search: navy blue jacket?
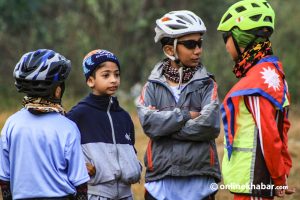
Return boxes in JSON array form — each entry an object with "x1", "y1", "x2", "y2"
[{"x1": 67, "y1": 93, "x2": 141, "y2": 198}]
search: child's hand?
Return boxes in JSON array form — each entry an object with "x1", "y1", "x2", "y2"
[
  {"x1": 86, "y1": 163, "x2": 96, "y2": 177},
  {"x1": 189, "y1": 111, "x2": 200, "y2": 119},
  {"x1": 275, "y1": 188, "x2": 285, "y2": 198},
  {"x1": 148, "y1": 105, "x2": 157, "y2": 110}
]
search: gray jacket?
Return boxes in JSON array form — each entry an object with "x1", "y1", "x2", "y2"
[{"x1": 137, "y1": 61, "x2": 221, "y2": 182}]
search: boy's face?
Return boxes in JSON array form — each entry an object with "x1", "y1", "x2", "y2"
[
  {"x1": 87, "y1": 61, "x2": 120, "y2": 96},
  {"x1": 176, "y1": 33, "x2": 202, "y2": 68}
]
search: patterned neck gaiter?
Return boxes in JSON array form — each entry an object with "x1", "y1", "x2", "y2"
[
  {"x1": 233, "y1": 41, "x2": 273, "y2": 78},
  {"x1": 22, "y1": 96, "x2": 65, "y2": 115},
  {"x1": 162, "y1": 59, "x2": 199, "y2": 83}
]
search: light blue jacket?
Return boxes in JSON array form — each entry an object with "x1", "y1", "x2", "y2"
[{"x1": 0, "y1": 109, "x2": 89, "y2": 199}]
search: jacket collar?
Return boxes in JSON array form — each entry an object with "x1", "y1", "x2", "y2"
[{"x1": 81, "y1": 93, "x2": 121, "y2": 111}]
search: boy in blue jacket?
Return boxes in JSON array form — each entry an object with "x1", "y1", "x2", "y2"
[
  {"x1": 0, "y1": 49, "x2": 90, "y2": 199},
  {"x1": 67, "y1": 49, "x2": 141, "y2": 200}
]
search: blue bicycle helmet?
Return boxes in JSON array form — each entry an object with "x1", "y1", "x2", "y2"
[{"x1": 14, "y1": 49, "x2": 71, "y2": 97}]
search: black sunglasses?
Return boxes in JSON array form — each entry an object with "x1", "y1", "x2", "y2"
[
  {"x1": 177, "y1": 39, "x2": 203, "y2": 49},
  {"x1": 222, "y1": 32, "x2": 232, "y2": 44}
]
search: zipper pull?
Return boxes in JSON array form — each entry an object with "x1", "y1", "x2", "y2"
[
  {"x1": 107, "y1": 97, "x2": 113, "y2": 112},
  {"x1": 178, "y1": 67, "x2": 183, "y2": 93}
]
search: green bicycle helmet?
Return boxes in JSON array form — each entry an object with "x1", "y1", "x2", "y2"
[{"x1": 217, "y1": 0, "x2": 275, "y2": 32}]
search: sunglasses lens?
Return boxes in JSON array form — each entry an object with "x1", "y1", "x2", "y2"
[
  {"x1": 185, "y1": 41, "x2": 197, "y2": 49},
  {"x1": 222, "y1": 32, "x2": 230, "y2": 44},
  {"x1": 178, "y1": 39, "x2": 202, "y2": 49}
]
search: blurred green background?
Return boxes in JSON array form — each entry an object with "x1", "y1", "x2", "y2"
[{"x1": 0, "y1": 0, "x2": 299, "y2": 109}]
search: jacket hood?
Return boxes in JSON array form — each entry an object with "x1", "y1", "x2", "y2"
[{"x1": 79, "y1": 93, "x2": 122, "y2": 111}]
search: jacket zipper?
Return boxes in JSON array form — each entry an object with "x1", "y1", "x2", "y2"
[
  {"x1": 107, "y1": 98, "x2": 116, "y2": 144},
  {"x1": 107, "y1": 97, "x2": 121, "y2": 197}
]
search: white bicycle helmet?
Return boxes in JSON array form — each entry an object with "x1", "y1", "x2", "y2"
[{"x1": 154, "y1": 10, "x2": 206, "y2": 43}]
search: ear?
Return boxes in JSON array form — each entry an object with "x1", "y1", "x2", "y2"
[
  {"x1": 163, "y1": 45, "x2": 175, "y2": 57},
  {"x1": 54, "y1": 86, "x2": 62, "y2": 99},
  {"x1": 87, "y1": 76, "x2": 95, "y2": 88}
]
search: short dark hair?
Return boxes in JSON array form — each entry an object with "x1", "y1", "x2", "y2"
[
  {"x1": 90, "y1": 63, "x2": 105, "y2": 79},
  {"x1": 160, "y1": 37, "x2": 175, "y2": 47}
]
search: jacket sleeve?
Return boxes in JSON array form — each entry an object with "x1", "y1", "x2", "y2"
[
  {"x1": 0, "y1": 121, "x2": 11, "y2": 182},
  {"x1": 281, "y1": 108, "x2": 292, "y2": 177},
  {"x1": 245, "y1": 96, "x2": 292, "y2": 186},
  {"x1": 129, "y1": 116, "x2": 135, "y2": 145},
  {"x1": 65, "y1": 125, "x2": 90, "y2": 186},
  {"x1": 136, "y1": 82, "x2": 191, "y2": 140},
  {"x1": 172, "y1": 79, "x2": 220, "y2": 141},
  {"x1": 128, "y1": 114, "x2": 138, "y2": 153}
]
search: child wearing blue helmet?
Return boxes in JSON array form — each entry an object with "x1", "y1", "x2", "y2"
[
  {"x1": 67, "y1": 49, "x2": 142, "y2": 200},
  {"x1": 0, "y1": 49, "x2": 90, "y2": 199}
]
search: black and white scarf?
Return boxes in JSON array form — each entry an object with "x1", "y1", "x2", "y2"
[{"x1": 162, "y1": 59, "x2": 198, "y2": 83}]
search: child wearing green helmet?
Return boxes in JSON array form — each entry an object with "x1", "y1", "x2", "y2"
[{"x1": 217, "y1": 0, "x2": 295, "y2": 199}]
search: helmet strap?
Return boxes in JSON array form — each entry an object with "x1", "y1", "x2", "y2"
[
  {"x1": 162, "y1": 38, "x2": 179, "y2": 61},
  {"x1": 173, "y1": 39, "x2": 179, "y2": 60},
  {"x1": 162, "y1": 38, "x2": 190, "y2": 70},
  {"x1": 172, "y1": 38, "x2": 186, "y2": 69},
  {"x1": 163, "y1": 50, "x2": 176, "y2": 61}
]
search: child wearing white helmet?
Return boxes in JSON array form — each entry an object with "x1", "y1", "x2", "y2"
[
  {"x1": 0, "y1": 49, "x2": 90, "y2": 199},
  {"x1": 217, "y1": 0, "x2": 295, "y2": 199},
  {"x1": 137, "y1": 10, "x2": 221, "y2": 200}
]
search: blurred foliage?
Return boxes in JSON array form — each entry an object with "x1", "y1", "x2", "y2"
[{"x1": 0, "y1": 0, "x2": 299, "y2": 110}]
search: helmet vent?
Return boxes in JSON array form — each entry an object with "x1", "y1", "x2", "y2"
[
  {"x1": 264, "y1": 16, "x2": 273, "y2": 23},
  {"x1": 48, "y1": 53, "x2": 55, "y2": 59},
  {"x1": 169, "y1": 25, "x2": 182, "y2": 30},
  {"x1": 251, "y1": 3, "x2": 260, "y2": 8},
  {"x1": 235, "y1": 6, "x2": 246, "y2": 13},
  {"x1": 40, "y1": 64, "x2": 48, "y2": 72},
  {"x1": 60, "y1": 66, "x2": 67, "y2": 75},
  {"x1": 250, "y1": 14, "x2": 262, "y2": 22},
  {"x1": 222, "y1": 13, "x2": 232, "y2": 23},
  {"x1": 178, "y1": 15, "x2": 192, "y2": 24},
  {"x1": 33, "y1": 50, "x2": 41, "y2": 57},
  {"x1": 187, "y1": 14, "x2": 197, "y2": 21},
  {"x1": 263, "y1": 2, "x2": 270, "y2": 8},
  {"x1": 26, "y1": 65, "x2": 36, "y2": 72},
  {"x1": 176, "y1": 19, "x2": 186, "y2": 24}
]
